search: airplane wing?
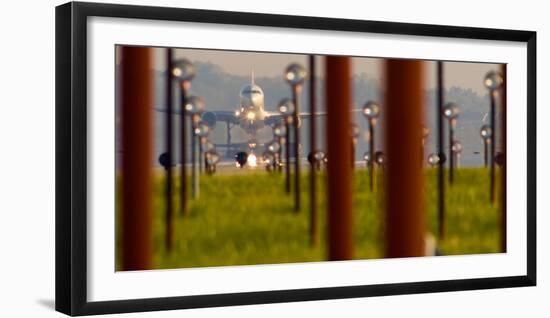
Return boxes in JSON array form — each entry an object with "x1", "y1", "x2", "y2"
[
  {"x1": 155, "y1": 107, "x2": 239, "y2": 126},
  {"x1": 215, "y1": 142, "x2": 252, "y2": 148},
  {"x1": 201, "y1": 110, "x2": 240, "y2": 126},
  {"x1": 263, "y1": 110, "x2": 327, "y2": 126},
  {"x1": 264, "y1": 108, "x2": 362, "y2": 126}
]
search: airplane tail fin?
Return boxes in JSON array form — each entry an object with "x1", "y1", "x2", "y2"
[{"x1": 251, "y1": 68, "x2": 255, "y2": 85}]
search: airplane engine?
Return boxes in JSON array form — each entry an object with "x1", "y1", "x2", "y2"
[{"x1": 202, "y1": 111, "x2": 217, "y2": 129}]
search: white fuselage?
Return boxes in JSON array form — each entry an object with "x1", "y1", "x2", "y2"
[{"x1": 235, "y1": 84, "x2": 267, "y2": 136}]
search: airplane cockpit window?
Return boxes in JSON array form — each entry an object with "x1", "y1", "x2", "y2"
[{"x1": 239, "y1": 84, "x2": 265, "y2": 109}]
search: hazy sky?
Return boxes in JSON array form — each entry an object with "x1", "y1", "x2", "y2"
[{"x1": 151, "y1": 47, "x2": 502, "y2": 96}]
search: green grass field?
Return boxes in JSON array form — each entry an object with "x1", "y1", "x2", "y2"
[{"x1": 116, "y1": 167, "x2": 503, "y2": 270}]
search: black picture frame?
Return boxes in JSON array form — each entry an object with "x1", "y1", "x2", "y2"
[{"x1": 55, "y1": 1, "x2": 537, "y2": 316}]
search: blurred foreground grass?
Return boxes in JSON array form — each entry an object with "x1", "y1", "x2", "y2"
[{"x1": 116, "y1": 167, "x2": 502, "y2": 270}]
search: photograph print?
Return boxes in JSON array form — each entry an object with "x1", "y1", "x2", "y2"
[{"x1": 115, "y1": 46, "x2": 506, "y2": 271}]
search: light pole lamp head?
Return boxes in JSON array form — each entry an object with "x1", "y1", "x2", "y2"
[
  {"x1": 362, "y1": 100, "x2": 380, "y2": 121},
  {"x1": 273, "y1": 123, "x2": 287, "y2": 138},
  {"x1": 313, "y1": 150, "x2": 326, "y2": 163},
  {"x1": 248, "y1": 138, "x2": 259, "y2": 150},
  {"x1": 308, "y1": 150, "x2": 325, "y2": 166},
  {"x1": 267, "y1": 140, "x2": 281, "y2": 153},
  {"x1": 452, "y1": 140, "x2": 463, "y2": 154},
  {"x1": 185, "y1": 95, "x2": 205, "y2": 116},
  {"x1": 375, "y1": 151, "x2": 385, "y2": 166},
  {"x1": 172, "y1": 59, "x2": 196, "y2": 83},
  {"x1": 206, "y1": 151, "x2": 221, "y2": 166},
  {"x1": 262, "y1": 151, "x2": 275, "y2": 166},
  {"x1": 443, "y1": 102, "x2": 460, "y2": 121},
  {"x1": 480, "y1": 124, "x2": 492, "y2": 141},
  {"x1": 158, "y1": 152, "x2": 171, "y2": 169},
  {"x1": 484, "y1": 71, "x2": 504, "y2": 91},
  {"x1": 284, "y1": 63, "x2": 307, "y2": 87},
  {"x1": 278, "y1": 98, "x2": 295, "y2": 118},
  {"x1": 427, "y1": 153, "x2": 440, "y2": 166},
  {"x1": 363, "y1": 151, "x2": 371, "y2": 164},
  {"x1": 195, "y1": 121, "x2": 210, "y2": 137}
]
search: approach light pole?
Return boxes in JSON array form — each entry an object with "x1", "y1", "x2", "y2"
[
  {"x1": 350, "y1": 123, "x2": 360, "y2": 169},
  {"x1": 313, "y1": 150, "x2": 325, "y2": 171},
  {"x1": 484, "y1": 71, "x2": 503, "y2": 204},
  {"x1": 164, "y1": 49, "x2": 174, "y2": 251},
  {"x1": 443, "y1": 102, "x2": 460, "y2": 185},
  {"x1": 278, "y1": 98, "x2": 295, "y2": 195},
  {"x1": 196, "y1": 121, "x2": 210, "y2": 176},
  {"x1": 267, "y1": 140, "x2": 281, "y2": 171},
  {"x1": 362, "y1": 101, "x2": 380, "y2": 191},
  {"x1": 172, "y1": 58, "x2": 196, "y2": 216},
  {"x1": 186, "y1": 96, "x2": 205, "y2": 199},
  {"x1": 202, "y1": 140, "x2": 215, "y2": 173},
  {"x1": 308, "y1": 150, "x2": 325, "y2": 171},
  {"x1": 452, "y1": 140, "x2": 463, "y2": 169},
  {"x1": 422, "y1": 126, "x2": 430, "y2": 165},
  {"x1": 273, "y1": 123, "x2": 286, "y2": 172},
  {"x1": 205, "y1": 150, "x2": 221, "y2": 175},
  {"x1": 480, "y1": 124, "x2": 492, "y2": 168},
  {"x1": 262, "y1": 151, "x2": 276, "y2": 171},
  {"x1": 285, "y1": 63, "x2": 308, "y2": 212},
  {"x1": 375, "y1": 151, "x2": 385, "y2": 169},
  {"x1": 308, "y1": 55, "x2": 319, "y2": 247},
  {"x1": 363, "y1": 151, "x2": 371, "y2": 170}
]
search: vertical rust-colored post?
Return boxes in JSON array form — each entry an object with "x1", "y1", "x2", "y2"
[
  {"x1": 121, "y1": 46, "x2": 153, "y2": 270},
  {"x1": 384, "y1": 59, "x2": 425, "y2": 258},
  {"x1": 309, "y1": 55, "x2": 319, "y2": 246},
  {"x1": 500, "y1": 64, "x2": 507, "y2": 252},
  {"x1": 326, "y1": 56, "x2": 353, "y2": 260},
  {"x1": 165, "y1": 49, "x2": 174, "y2": 251}
]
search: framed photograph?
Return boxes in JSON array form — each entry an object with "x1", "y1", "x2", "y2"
[{"x1": 55, "y1": 1, "x2": 536, "y2": 316}]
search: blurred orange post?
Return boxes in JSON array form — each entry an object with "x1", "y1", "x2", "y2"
[
  {"x1": 325, "y1": 56, "x2": 353, "y2": 260},
  {"x1": 120, "y1": 46, "x2": 153, "y2": 270},
  {"x1": 384, "y1": 59, "x2": 425, "y2": 258},
  {"x1": 500, "y1": 65, "x2": 507, "y2": 252}
]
